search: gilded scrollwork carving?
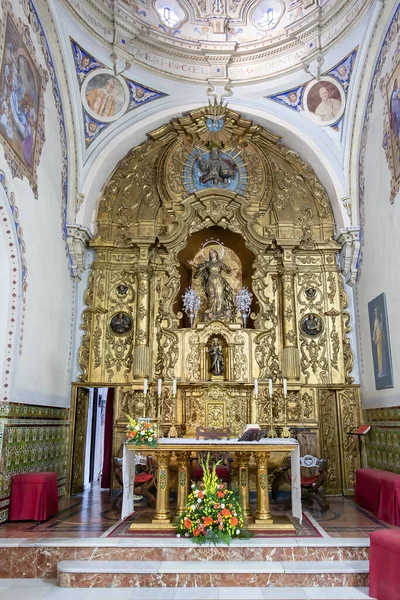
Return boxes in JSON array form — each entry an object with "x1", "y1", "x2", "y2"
[
  {"x1": 105, "y1": 325, "x2": 134, "y2": 383},
  {"x1": 301, "y1": 391, "x2": 315, "y2": 420},
  {"x1": 78, "y1": 273, "x2": 94, "y2": 382},
  {"x1": 186, "y1": 333, "x2": 201, "y2": 381},
  {"x1": 325, "y1": 308, "x2": 341, "y2": 372},
  {"x1": 319, "y1": 389, "x2": 342, "y2": 495},
  {"x1": 300, "y1": 332, "x2": 329, "y2": 385},
  {"x1": 339, "y1": 277, "x2": 354, "y2": 385},
  {"x1": 233, "y1": 333, "x2": 247, "y2": 381},
  {"x1": 338, "y1": 388, "x2": 361, "y2": 491}
]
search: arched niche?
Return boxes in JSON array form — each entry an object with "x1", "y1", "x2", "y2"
[{"x1": 177, "y1": 225, "x2": 256, "y2": 328}]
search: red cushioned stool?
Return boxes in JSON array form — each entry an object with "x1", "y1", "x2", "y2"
[
  {"x1": 9, "y1": 472, "x2": 58, "y2": 521},
  {"x1": 355, "y1": 468, "x2": 389, "y2": 514},
  {"x1": 370, "y1": 529, "x2": 400, "y2": 600}
]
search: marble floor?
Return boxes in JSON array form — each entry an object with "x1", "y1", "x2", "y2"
[
  {"x1": 0, "y1": 484, "x2": 393, "y2": 539},
  {"x1": 0, "y1": 580, "x2": 374, "y2": 599}
]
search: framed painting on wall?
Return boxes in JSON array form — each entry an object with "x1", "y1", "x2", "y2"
[{"x1": 368, "y1": 293, "x2": 394, "y2": 390}]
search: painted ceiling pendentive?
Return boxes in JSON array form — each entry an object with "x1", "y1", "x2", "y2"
[
  {"x1": 266, "y1": 49, "x2": 358, "y2": 132},
  {"x1": 71, "y1": 40, "x2": 168, "y2": 147}
]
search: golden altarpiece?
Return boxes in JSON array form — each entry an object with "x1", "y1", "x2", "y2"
[{"x1": 70, "y1": 105, "x2": 361, "y2": 498}]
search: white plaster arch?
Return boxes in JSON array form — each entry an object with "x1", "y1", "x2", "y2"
[
  {"x1": 348, "y1": 0, "x2": 396, "y2": 228},
  {"x1": 78, "y1": 99, "x2": 349, "y2": 234}
]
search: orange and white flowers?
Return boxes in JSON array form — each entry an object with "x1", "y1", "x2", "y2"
[
  {"x1": 125, "y1": 415, "x2": 159, "y2": 447},
  {"x1": 176, "y1": 453, "x2": 248, "y2": 545}
]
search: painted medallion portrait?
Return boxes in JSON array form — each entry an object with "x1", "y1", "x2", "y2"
[
  {"x1": 81, "y1": 69, "x2": 129, "y2": 123},
  {"x1": 303, "y1": 76, "x2": 345, "y2": 126},
  {"x1": 0, "y1": 12, "x2": 46, "y2": 192}
]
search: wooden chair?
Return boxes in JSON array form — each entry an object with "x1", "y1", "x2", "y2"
[
  {"x1": 283, "y1": 454, "x2": 330, "y2": 512},
  {"x1": 190, "y1": 426, "x2": 233, "y2": 487},
  {"x1": 112, "y1": 449, "x2": 156, "y2": 511}
]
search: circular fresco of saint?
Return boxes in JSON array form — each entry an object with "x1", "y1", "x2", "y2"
[
  {"x1": 110, "y1": 312, "x2": 132, "y2": 334},
  {"x1": 301, "y1": 313, "x2": 323, "y2": 337}
]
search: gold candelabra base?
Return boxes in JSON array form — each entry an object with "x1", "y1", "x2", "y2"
[{"x1": 280, "y1": 424, "x2": 291, "y2": 439}]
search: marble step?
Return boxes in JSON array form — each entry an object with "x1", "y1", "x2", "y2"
[
  {"x1": 102, "y1": 588, "x2": 374, "y2": 599},
  {"x1": 57, "y1": 559, "x2": 370, "y2": 588},
  {"x1": 0, "y1": 538, "x2": 370, "y2": 579}
]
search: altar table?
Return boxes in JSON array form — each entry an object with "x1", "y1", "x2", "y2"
[{"x1": 122, "y1": 438, "x2": 301, "y2": 530}]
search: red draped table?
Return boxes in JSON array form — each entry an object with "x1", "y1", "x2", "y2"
[{"x1": 9, "y1": 472, "x2": 58, "y2": 521}]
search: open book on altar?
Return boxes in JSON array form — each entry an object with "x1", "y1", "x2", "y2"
[{"x1": 238, "y1": 424, "x2": 266, "y2": 442}]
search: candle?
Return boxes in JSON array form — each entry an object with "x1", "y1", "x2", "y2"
[
  {"x1": 158, "y1": 378, "x2": 162, "y2": 396},
  {"x1": 172, "y1": 378, "x2": 177, "y2": 396},
  {"x1": 254, "y1": 378, "x2": 259, "y2": 397},
  {"x1": 269, "y1": 378, "x2": 273, "y2": 397},
  {"x1": 283, "y1": 378, "x2": 287, "y2": 396},
  {"x1": 143, "y1": 378, "x2": 148, "y2": 396}
]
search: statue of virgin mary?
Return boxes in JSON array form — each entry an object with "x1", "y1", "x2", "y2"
[{"x1": 191, "y1": 248, "x2": 235, "y2": 321}]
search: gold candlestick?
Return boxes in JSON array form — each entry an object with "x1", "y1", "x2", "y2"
[
  {"x1": 168, "y1": 393, "x2": 178, "y2": 438},
  {"x1": 267, "y1": 394, "x2": 277, "y2": 438},
  {"x1": 281, "y1": 392, "x2": 291, "y2": 439}
]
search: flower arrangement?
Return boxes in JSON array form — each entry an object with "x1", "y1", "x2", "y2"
[
  {"x1": 125, "y1": 415, "x2": 159, "y2": 447},
  {"x1": 176, "y1": 454, "x2": 249, "y2": 545}
]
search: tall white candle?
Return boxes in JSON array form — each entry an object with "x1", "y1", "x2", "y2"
[
  {"x1": 143, "y1": 378, "x2": 148, "y2": 396},
  {"x1": 158, "y1": 378, "x2": 162, "y2": 396},
  {"x1": 269, "y1": 378, "x2": 273, "y2": 397},
  {"x1": 254, "y1": 378, "x2": 259, "y2": 397},
  {"x1": 283, "y1": 378, "x2": 287, "y2": 396},
  {"x1": 172, "y1": 378, "x2": 177, "y2": 396}
]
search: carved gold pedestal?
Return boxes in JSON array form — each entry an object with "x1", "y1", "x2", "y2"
[
  {"x1": 254, "y1": 451, "x2": 273, "y2": 524},
  {"x1": 237, "y1": 451, "x2": 252, "y2": 518},
  {"x1": 152, "y1": 451, "x2": 171, "y2": 525},
  {"x1": 245, "y1": 451, "x2": 295, "y2": 531},
  {"x1": 176, "y1": 451, "x2": 191, "y2": 517}
]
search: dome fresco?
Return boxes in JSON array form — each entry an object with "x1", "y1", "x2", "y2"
[{"x1": 61, "y1": 0, "x2": 375, "y2": 83}]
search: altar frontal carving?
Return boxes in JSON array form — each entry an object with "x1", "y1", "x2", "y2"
[{"x1": 75, "y1": 102, "x2": 361, "y2": 496}]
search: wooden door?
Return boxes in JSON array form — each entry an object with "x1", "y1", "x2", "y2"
[{"x1": 67, "y1": 386, "x2": 90, "y2": 495}]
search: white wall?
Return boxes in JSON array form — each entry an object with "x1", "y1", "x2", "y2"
[
  {"x1": 356, "y1": 4, "x2": 400, "y2": 409},
  {"x1": 0, "y1": 1, "x2": 74, "y2": 407}
]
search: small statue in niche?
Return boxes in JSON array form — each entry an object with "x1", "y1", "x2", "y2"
[
  {"x1": 110, "y1": 312, "x2": 132, "y2": 334},
  {"x1": 209, "y1": 337, "x2": 224, "y2": 377},
  {"x1": 190, "y1": 245, "x2": 235, "y2": 321},
  {"x1": 197, "y1": 147, "x2": 238, "y2": 186},
  {"x1": 302, "y1": 313, "x2": 323, "y2": 336}
]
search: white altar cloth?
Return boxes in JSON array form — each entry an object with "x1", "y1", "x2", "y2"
[{"x1": 122, "y1": 437, "x2": 302, "y2": 523}]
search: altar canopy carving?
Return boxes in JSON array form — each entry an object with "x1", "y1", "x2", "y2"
[{"x1": 77, "y1": 103, "x2": 361, "y2": 495}]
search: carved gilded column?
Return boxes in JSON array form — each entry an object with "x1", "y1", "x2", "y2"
[
  {"x1": 175, "y1": 451, "x2": 191, "y2": 516},
  {"x1": 236, "y1": 451, "x2": 252, "y2": 517},
  {"x1": 152, "y1": 451, "x2": 171, "y2": 523},
  {"x1": 281, "y1": 269, "x2": 300, "y2": 379},
  {"x1": 133, "y1": 265, "x2": 151, "y2": 378},
  {"x1": 254, "y1": 451, "x2": 273, "y2": 523}
]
